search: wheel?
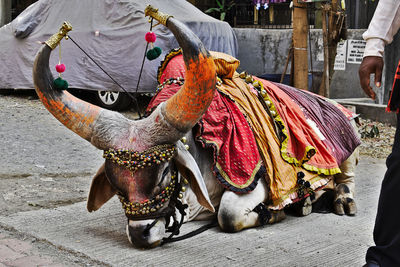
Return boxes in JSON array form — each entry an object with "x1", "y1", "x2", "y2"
[{"x1": 93, "y1": 91, "x2": 132, "y2": 111}]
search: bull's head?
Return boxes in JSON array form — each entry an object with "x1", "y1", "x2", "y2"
[{"x1": 32, "y1": 6, "x2": 216, "y2": 248}]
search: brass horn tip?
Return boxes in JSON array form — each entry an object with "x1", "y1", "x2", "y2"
[
  {"x1": 45, "y1": 21, "x2": 73, "y2": 50},
  {"x1": 143, "y1": 5, "x2": 173, "y2": 26},
  {"x1": 144, "y1": 5, "x2": 158, "y2": 17},
  {"x1": 61, "y1": 21, "x2": 73, "y2": 32}
]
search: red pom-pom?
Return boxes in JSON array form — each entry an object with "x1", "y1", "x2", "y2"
[
  {"x1": 145, "y1": 32, "x2": 156, "y2": 43},
  {"x1": 55, "y1": 63, "x2": 66, "y2": 73}
]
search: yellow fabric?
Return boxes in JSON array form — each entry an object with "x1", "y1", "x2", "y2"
[
  {"x1": 217, "y1": 73, "x2": 330, "y2": 209},
  {"x1": 157, "y1": 50, "x2": 331, "y2": 209},
  {"x1": 210, "y1": 51, "x2": 240, "y2": 79}
]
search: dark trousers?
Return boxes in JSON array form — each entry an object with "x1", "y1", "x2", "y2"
[{"x1": 366, "y1": 114, "x2": 400, "y2": 266}]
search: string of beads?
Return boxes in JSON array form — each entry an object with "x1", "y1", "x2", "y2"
[
  {"x1": 119, "y1": 171, "x2": 189, "y2": 216},
  {"x1": 103, "y1": 144, "x2": 177, "y2": 174},
  {"x1": 156, "y1": 77, "x2": 185, "y2": 93}
]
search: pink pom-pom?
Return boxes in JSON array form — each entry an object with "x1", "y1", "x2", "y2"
[
  {"x1": 55, "y1": 63, "x2": 66, "y2": 73},
  {"x1": 145, "y1": 32, "x2": 156, "y2": 43}
]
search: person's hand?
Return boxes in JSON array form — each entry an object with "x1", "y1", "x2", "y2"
[{"x1": 359, "y1": 56, "x2": 384, "y2": 100}]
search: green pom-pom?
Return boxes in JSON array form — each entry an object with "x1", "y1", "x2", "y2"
[
  {"x1": 146, "y1": 47, "x2": 162, "y2": 61},
  {"x1": 146, "y1": 49, "x2": 158, "y2": 60},
  {"x1": 154, "y1": 46, "x2": 162, "y2": 56},
  {"x1": 53, "y1": 77, "x2": 69, "y2": 90}
]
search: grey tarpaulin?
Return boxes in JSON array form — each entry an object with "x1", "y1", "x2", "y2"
[{"x1": 0, "y1": 0, "x2": 238, "y2": 92}]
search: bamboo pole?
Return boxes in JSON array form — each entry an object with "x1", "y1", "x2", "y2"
[
  {"x1": 254, "y1": 6, "x2": 259, "y2": 25},
  {"x1": 281, "y1": 44, "x2": 293, "y2": 84},
  {"x1": 319, "y1": 5, "x2": 330, "y2": 97},
  {"x1": 328, "y1": 0, "x2": 339, "y2": 83},
  {"x1": 292, "y1": 0, "x2": 309, "y2": 90}
]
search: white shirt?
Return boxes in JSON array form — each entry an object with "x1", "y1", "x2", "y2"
[{"x1": 362, "y1": 0, "x2": 400, "y2": 58}]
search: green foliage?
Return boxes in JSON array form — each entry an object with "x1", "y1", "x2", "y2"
[
  {"x1": 360, "y1": 124, "x2": 380, "y2": 138},
  {"x1": 205, "y1": 0, "x2": 235, "y2": 21}
]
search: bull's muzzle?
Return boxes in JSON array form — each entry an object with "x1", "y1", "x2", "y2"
[{"x1": 126, "y1": 219, "x2": 166, "y2": 248}]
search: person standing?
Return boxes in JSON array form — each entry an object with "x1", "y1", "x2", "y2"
[{"x1": 359, "y1": 1, "x2": 400, "y2": 266}]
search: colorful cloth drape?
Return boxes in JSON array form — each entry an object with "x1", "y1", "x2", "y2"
[
  {"x1": 273, "y1": 82, "x2": 361, "y2": 166},
  {"x1": 146, "y1": 49, "x2": 360, "y2": 209},
  {"x1": 147, "y1": 52, "x2": 264, "y2": 193},
  {"x1": 217, "y1": 74, "x2": 329, "y2": 209}
]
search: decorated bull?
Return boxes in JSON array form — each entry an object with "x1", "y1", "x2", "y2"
[{"x1": 33, "y1": 6, "x2": 360, "y2": 248}]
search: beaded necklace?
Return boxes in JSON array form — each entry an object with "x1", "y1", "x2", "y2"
[
  {"x1": 118, "y1": 171, "x2": 189, "y2": 218},
  {"x1": 156, "y1": 77, "x2": 185, "y2": 93},
  {"x1": 103, "y1": 144, "x2": 188, "y2": 219},
  {"x1": 103, "y1": 144, "x2": 177, "y2": 174}
]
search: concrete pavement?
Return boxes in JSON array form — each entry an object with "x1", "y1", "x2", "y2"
[
  {"x1": 0, "y1": 157, "x2": 385, "y2": 267},
  {"x1": 0, "y1": 91, "x2": 387, "y2": 266}
]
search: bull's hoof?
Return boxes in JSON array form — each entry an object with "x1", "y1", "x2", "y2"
[
  {"x1": 334, "y1": 184, "x2": 357, "y2": 216},
  {"x1": 268, "y1": 210, "x2": 286, "y2": 224},
  {"x1": 285, "y1": 196, "x2": 312, "y2": 217},
  {"x1": 312, "y1": 189, "x2": 334, "y2": 213},
  {"x1": 334, "y1": 197, "x2": 357, "y2": 216},
  {"x1": 299, "y1": 196, "x2": 312, "y2": 216}
]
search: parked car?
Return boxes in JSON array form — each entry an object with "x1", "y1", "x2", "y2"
[{"x1": 0, "y1": 0, "x2": 238, "y2": 110}]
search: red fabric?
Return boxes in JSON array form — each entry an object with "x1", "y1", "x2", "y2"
[
  {"x1": 147, "y1": 55, "x2": 263, "y2": 192},
  {"x1": 387, "y1": 59, "x2": 400, "y2": 113},
  {"x1": 273, "y1": 82, "x2": 360, "y2": 166},
  {"x1": 260, "y1": 79, "x2": 340, "y2": 172}
]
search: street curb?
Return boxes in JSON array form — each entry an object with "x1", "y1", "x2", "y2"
[{"x1": 335, "y1": 99, "x2": 397, "y2": 126}]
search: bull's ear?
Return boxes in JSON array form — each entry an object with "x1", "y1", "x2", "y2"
[
  {"x1": 174, "y1": 141, "x2": 215, "y2": 213},
  {"x1": 87, "y1": 163, "x2": 116, "y2": 212}
]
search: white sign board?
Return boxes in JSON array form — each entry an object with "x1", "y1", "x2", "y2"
[
  {"x1": 347, "y1": 39, "x2": 366, "y2": 64},
  {"x1": 334, "y1": 40, "x2": 347, "y2": 70}
]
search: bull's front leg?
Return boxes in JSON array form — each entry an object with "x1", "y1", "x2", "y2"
[
  {"x1": 334, "y1": 147, "x2": 359, "y2": 215},
  {"x1": 217, "y1": 179, "x2": 285, "y2": 232}
]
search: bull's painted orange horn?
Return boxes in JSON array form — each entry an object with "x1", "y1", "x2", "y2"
[
  {"x1": 146, "y1": 6, "x2": 216, "y2": 132},
  {"x1": 32, "y1": 22, "x2": 122, "y2": 148}
]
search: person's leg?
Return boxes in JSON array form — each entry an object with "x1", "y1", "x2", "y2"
[{"x1": 366, "y1": 114, "x2": 400, "y2": 266}]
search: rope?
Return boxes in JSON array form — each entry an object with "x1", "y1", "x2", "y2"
[
  {"x1": 134, "y1": 18, "x2": 154, "y2": 98},
  {"x1": 67, "y1": 35, "x2": 144, "y2": 118},
  {"x1": 161, "y1": 219, "x2": 218, "y2": 245}
]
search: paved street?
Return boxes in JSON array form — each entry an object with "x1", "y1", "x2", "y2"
[{"x1": 0, "y1": 91, "x2": 386, "y2": 266}]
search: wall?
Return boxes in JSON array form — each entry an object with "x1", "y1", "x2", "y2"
[{"x1": 233, "y1": 28, "x2": 374, "y2": 100}]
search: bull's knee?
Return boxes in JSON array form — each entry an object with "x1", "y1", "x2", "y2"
[
  {"x1": 217, "y1": 179, "x2": 268, "y2": 232},
  {"x1": 218, "y1": 206, "x2": 246, "y2": 233},
  {"x1": 334, "y1": 151, "x2": 357, "y2": 216}
]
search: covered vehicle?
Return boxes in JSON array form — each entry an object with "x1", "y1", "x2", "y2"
[{"x1": 0, "y1": 0, "x2": 238, "y2": 109}]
